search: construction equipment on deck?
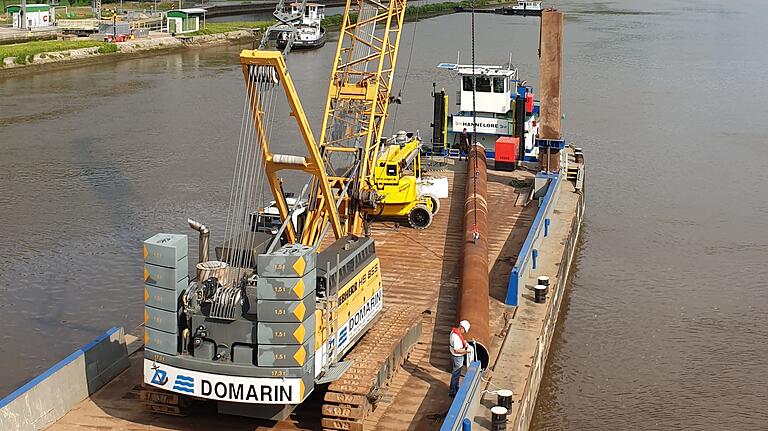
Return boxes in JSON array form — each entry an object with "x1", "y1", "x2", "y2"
[
  {"x1": 140, "y1": 0, "x2": 425, "y2": 428},
  {"x1": 370, "y1": 131, "x2": 441, "y2": 229}
]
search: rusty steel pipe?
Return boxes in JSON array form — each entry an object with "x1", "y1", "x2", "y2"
[{"x1": 458, "y1": 144, "x2": 490, "y2": 369}]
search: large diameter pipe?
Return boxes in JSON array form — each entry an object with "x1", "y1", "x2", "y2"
[
  {"x1": 458, "y1": 144, "x2": 490, "y2": 369},
  {"x1": 188, "y1": 218, "x2": 210, "y2": 264}
]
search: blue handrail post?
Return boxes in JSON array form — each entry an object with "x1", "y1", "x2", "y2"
[
  {"x1": 462, "y1": 418, "x2": 472, "y2": 430},
  {"x1": 544, "y1": 218, "x2": 550, "y2": 237},
  {"x1": 532, "y1": 249, "x2": 538, "y2": 270},
  {"x1": 505, "y1": 267, "x2": 519, "y2": 306}
]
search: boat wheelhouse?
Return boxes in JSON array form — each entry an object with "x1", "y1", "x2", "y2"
[
  {"x1": 435, "y1": 62, "x2": 540, "y2": 163},
  {"x1": 276, "y1": 2, "x2": 327, "y2": 49}
]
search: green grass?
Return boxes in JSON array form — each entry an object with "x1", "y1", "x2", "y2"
[
  {"x1": 185, "y1": 21, "x2": 273, "y2": 36},
  {"x1": 0, "y1": 40, "x2": 115, "y2": 65}
]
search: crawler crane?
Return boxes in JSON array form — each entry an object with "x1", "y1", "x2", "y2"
[{"x1": 140, "y1": 0, "x2": 428, "y2": 428}]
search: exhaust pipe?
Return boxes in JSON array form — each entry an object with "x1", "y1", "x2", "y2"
[{"x1": 188, "y1": 218, "x2": 210, "y2": 264}]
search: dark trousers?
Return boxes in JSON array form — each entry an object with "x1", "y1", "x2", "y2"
[{"x1": 449, "y1": 354, "x2": 464, "y2": 396}]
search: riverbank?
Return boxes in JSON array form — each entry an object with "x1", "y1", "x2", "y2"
[{"x1": 0, "y1": 30, "x2": 257, "y2": 78}]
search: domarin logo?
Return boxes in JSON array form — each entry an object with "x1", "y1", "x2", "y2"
[
  {"x1": 173, "y1": 375, "x2": 195, "y2": 393},
  {"x1": 150, "y1": 364, "x2": 169, "y2": 386}
]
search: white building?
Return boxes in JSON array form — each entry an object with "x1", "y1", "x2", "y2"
[{"x1": 5, "y1": 4, "x2": 54, "y2": 29}]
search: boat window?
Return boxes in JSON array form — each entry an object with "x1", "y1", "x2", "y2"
[
  {"x1": 493, "y1": 77, "x2": 505, "y2": 93},
  {"x1": 386, "y1": 164, "x2": 397, "y2": 176},
  {"x1": 462, "y1": 76, "x2": 473, "y2": 91},
  {"x1": 476, "y1": 76, "x2": 491, "y2": 92}
]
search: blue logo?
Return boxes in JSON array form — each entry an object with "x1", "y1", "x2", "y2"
[
  {"x1": 150, "y1": 365, "x2": 169, "y2": 386},
  {"x1": 338, "y1": 327, "x2": 348, "y2": 347},
  {"x1": 173, "y1": 375, "x2": 195, "y2": 393}
]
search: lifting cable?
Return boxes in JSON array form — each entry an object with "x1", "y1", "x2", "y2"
[
  {"x1": 470, "y1": 0, "x2": 479, "y2": 243},
  {"x1": 390, "y1": 0, "x2": 421, "y2": 134}
]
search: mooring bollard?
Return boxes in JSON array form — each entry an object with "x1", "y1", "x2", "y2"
[
  {"x1": 537, "y1": 275, "x2": 550, "y2": 290},
  {"x1": 491, "y1": 406, "x2": 508, "y2": 430},
  {"x1": 497, "y1": 389, "x2": 513, "y2": 410},
  {"x1": 534, "y1": 284, "x2": 547, "y2": 303},
  {"x1": 462, "y1": 417, "x2": 472, "y2": 431},
  {"x1": 537, "y1": 276, "x2": 550, "y2": 300}
]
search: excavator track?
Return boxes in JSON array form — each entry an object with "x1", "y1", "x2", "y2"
[
  {"x1": 321, "y1": 305, "x2": 423, "y2": 431},
  {"x1": 139, "y1": 384, "x2": 192, "y2": 416}
]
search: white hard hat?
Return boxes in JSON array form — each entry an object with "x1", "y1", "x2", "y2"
[{"x1": 459, "y1": 320, "x2": 470, "y2": 332}]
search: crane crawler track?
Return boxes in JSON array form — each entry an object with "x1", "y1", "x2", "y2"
[{"x1": 321, "y1": 305, "x2": 423, "y2": 431}]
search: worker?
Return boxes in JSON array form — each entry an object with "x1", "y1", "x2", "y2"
[
  {"x1": 458, "y1": 128, "x2": 470, "y2": 161},
  {"x1": 448, "y1": 319, "x2": 473, "y2": 397}
]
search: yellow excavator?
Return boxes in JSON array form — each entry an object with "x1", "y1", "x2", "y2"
[{"x1": 140, "y1": 0, "x2": 428, "y2": 428}]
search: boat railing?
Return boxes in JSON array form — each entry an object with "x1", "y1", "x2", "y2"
[{"x1": 505, "y1": 170, "x2": 563, "y2": 305}]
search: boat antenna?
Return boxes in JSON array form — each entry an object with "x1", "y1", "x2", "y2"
[{"x1": 508, "y1": 52, "x2": 512, "y2": 70}]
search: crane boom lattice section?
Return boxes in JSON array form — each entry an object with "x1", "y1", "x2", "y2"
[{"x1": 311, "y1": 0, "x2": 409, "y2": 240}]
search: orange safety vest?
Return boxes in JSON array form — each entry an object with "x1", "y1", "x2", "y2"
[{"x1": 450, "y1": 327, "x2": 468, "y2": 355}]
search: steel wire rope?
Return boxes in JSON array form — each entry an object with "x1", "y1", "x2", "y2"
[
  {"x1": 389, "y1": 0, "x2": 420, "y2": 135},
  {"x1": 237, "y1": 75, "x2": 264, "y2": 272},
  {"x1": 236, "y1": 68, "x2": 268, "y2": 275},
  {"x1": 232, "y1": 71, "x2": 257, "y2": 275},
  {"x1": 235, "y1": 70, "x2": 259, "y2": 273},
  {"x1": 239, "y1": 77, "x2": 272, "y2": 275},
  {"x1": 227, "y1": 68, "x2": 256, "y2": 277},
  {"x1": 471, "y1": 0, "x2": 479, "y2": 242},
  {"x1": 224, "y1": 68, "x2": 253, "y2": 266}
]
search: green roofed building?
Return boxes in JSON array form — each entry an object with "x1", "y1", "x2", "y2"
[
  {"x1": 165, "y1": 8, "x2": 206, "y2": 35},
  {"x1": 6, "y1": 4, "x2": 54, "y2": 29}
]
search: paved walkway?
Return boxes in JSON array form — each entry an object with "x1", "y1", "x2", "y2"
[{"x1": 470, "y1": 176, "x2": 581, "y2": 430}]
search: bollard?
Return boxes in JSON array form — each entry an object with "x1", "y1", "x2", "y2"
[
  {"x1": 462, "y1": 417, "x2": 472, "y2": 431},
  {"x1": 534, "y1": 284, "x2": 547, "y2": 303},
  {"x1": 490, "y1": 406, "x2": 508, "y2": 430},
  {"x1": 537, "y1": 275, "x2": 550, "y2": 297},
  {"x1": 497, "y1": 389, "x2": 513, "y2": 410}
]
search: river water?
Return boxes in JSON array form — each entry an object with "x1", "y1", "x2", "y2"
[{"x1": 1, "y1": 0, "x2": 767, "y2": 428}]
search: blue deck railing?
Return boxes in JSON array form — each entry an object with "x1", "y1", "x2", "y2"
[
  {"x1": 439, "y1": 361, "x2": 483, "y2": 431},
  {"x1": 505, "y1": 171, "x2": 562, "y2": 305}
]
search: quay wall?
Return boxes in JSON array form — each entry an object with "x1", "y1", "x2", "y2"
[{"x1": 0, "y1": 327, "x2": 129, "y2": 431}]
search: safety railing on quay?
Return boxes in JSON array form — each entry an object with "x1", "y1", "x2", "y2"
[
  {"x1": 439, "y1": 361, "x2": 483, "y2": 431},
  {"x1": 504, "y1": 170, "x2": 563, "y2": 306}
]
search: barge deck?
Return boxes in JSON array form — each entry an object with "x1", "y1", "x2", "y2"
[{"x1": 0, "y1": 147, "x2": 583, "y2": 431}]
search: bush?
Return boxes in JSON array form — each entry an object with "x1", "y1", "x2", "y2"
[{"x1": 97, "y1": 43, "x2": 118, "y2": 54}]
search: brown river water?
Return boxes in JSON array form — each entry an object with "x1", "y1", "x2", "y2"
[{"x1": 1, "y1": 0, "x2": 767, "y2": 428}]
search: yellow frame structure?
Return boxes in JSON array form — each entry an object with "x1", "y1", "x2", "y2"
[
  {"x1": 317, "y1": 0, "x2": 409, "y2": 236},
  {"x1": 239, "y1": 50, "x2": 343, "y2": 246}
]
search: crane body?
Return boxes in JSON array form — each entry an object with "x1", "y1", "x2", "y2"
[{"x1": 140, "y1": 0, "x2": 425, "y2": 425}]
